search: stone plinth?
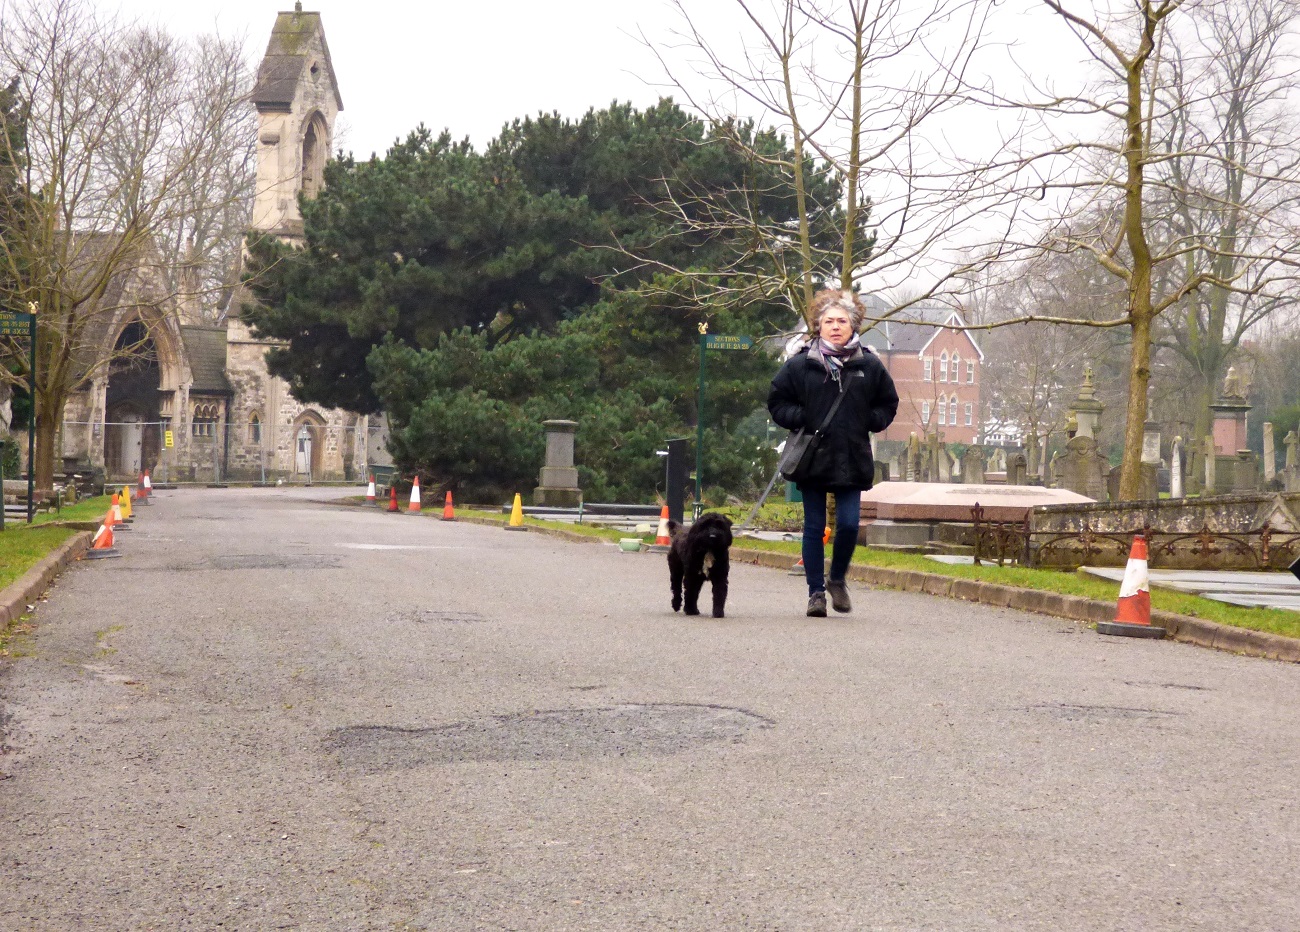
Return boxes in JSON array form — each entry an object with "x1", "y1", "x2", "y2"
[
  {"x1": 1211, "y1": 401, "x2": 1250, "y2": 455},
  {"x1": 534, "y1": 419, "x2": 582, "y2": 507}
]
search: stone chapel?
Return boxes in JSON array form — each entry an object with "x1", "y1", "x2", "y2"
[{"x1": 58, "y1": 5, "x2": 370, "y2": 484}]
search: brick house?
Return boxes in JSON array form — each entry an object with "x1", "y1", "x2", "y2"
[{"x1": 861, "y1": 302, "x2": 984, "y2": 445}]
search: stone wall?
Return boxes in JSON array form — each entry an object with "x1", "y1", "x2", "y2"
[{"x1": 1028, "y1": 492, "x2": 1300, "y2": 569}]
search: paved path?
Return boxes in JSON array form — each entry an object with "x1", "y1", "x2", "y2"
[{"x1": 2, "y1": 488, "x2": 1299, "y2": 930}]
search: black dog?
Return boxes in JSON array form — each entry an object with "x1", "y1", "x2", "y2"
[{"x1": 668, "y1": 512, "x2": 733, "y2": 618}]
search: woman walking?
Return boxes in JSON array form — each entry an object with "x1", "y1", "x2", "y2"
[{"x1": 767, "y1": 290, "x2": 899, "y2": 616}]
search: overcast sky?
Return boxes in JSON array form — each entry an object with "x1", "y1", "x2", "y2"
[{"x1": 113, "y1": 0, "x2": 719, "y2": 157}]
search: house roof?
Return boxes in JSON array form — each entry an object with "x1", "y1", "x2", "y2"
[
  {"x1": 249, "y1": 10, "x2": 343, "y2": 112},
  {"x1": 861, "y1": 302, "x2": 984, "y2": 361},
  {"x1": 180, "y1": 326, "x2": 232, "y2": 395}
]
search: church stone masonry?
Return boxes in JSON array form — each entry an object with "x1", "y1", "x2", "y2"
[{"x1": 58, "y1": 5, "x2": 368, "y2": 484}]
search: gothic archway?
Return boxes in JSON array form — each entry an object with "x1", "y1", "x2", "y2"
[
  {"x1": 291, "y1": 411, "x2": 325, "y2": 479},
  {"x1": 300, "y1": 111, "x2": 329, "y2": 199}
]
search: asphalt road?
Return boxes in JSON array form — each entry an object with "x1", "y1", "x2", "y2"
[{"x1": 2, "y1": 487, "x2": 1298, "y2": 931}]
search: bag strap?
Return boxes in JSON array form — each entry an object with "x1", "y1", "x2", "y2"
[{"x1": 810, "y1": 380, "x2": 849, "y2": 437}]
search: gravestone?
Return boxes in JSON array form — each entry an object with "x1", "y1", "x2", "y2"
[
  {"x1": 1106, "y1": 462, "x2": 1158, "y2": 501},
  {"x1": 1008, "y1": 452, "x2": 1028, "y2": 486},
  {"x1": 1051, "y1": 435, "x2": 1108, "y2": 501},
  {"x1": 962, "y1": 446, "x2": 985, "y2": 484},
  {"x1": 1286, "y1": 430, "x2": 1299, "y2": 493},
  {"x1": 533, "y1": 419, "x2": 582, "y2": 507},
  {"x1": 1263, "y1": 422, "x2": 1276, "y2": 482},
  {"x1": 1170, "y1": 436, "x2": 1184, "y2": 499},
  {"x1": 1232, "y1": 449, "x2": 1260, "y2": 493}
]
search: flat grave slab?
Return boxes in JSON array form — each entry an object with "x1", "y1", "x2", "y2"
[
  {"x1": 1082, "y1": 566, "x2": 1300, "y2": 612},
  {"x1": 861, "y1": 482, "x2": 1094, "y2": 523}
]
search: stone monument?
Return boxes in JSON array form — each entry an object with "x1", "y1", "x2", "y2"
[
  {"x1": 1263, "y1": 422, "x2": 1276, "y2": 483},
  {"x1": 533, "y1": 419, "x2": 582, "y2": 507},
  {"x1": 1051, "y1": 434, "x2": 1108, "y2": 501},
  {"x1": 1008, "y1": 452, "x2": 1028, "y2": 486},
  {"x1": 1068, "y1": 364, "x2": 1105, "y2": 439},
  {"x1": 1285, "y1": 430, "x2": 1299, "y2": 493},
  {"x1": 961, "y1": 446, "x2": 985, "y2": 484},
  {"x1": 1170, "y1": 436, "x2": 1184, "y2": 499}
]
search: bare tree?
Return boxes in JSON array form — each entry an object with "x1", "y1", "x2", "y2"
[
  {"x1": 638, "y1": 0, "x2": 998, "y2": 328},
  {"x1": 966, "y1": 0, "x2": 1300, "y2": 500},
  {"x1": 1150, "y1": 0, "x2": 1300, "y2": 487},
  {"x1": 0, "y1": 0, "x2": 251, "y2": 488}
]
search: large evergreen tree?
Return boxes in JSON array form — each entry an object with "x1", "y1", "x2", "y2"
[
  {"x1": 244, "y1": 100, "x2": 850, "y2": 413},
  {"x1": 246, "y1": 98, "x2": 860, "y2": 500}
]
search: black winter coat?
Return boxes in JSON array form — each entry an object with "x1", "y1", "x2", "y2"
[{"x1": 767, "y1": 345, "x2": 899, "y2": 491}]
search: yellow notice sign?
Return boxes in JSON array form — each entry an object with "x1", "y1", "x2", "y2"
[{"x1": 164, "y1": 430, "x2": 174, "y2": 449}]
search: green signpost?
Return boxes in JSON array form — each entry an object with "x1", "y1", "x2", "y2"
[
  {"x1": 694, "y1": 327, "x2": 754, "y2": 514},
  {"x1": 0, "y1": 306, "x2": 37, "y2": 526}
]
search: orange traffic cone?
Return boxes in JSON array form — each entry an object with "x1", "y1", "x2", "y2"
[
  {"x1": 366, "y1": 474, "x2": 376, "y2": 503},
  {"x1": 387, "y1": 485, "x2": 399, "y2": 513},
  {"x1": 1098, "y1": 534, "x2": 1165, "y2": 639},
  {"x1": 790, "y1": 527, "x2": 829, "y2": 575},
  {"x1": 84, "y1": 520, "x2": 121, "y2": 559},
  {"x1": 648, "y1": 505, "x2": 672, "y2": 552},
  {"x1": 441, "y1": 490, "x2": 456, "y2": 521},
  {"x1": 655, "y1": 506, "x2": 672, "y2": 545},
  {"x1": 110, "y1": 492, "x2": 130, "y2": 530},
  {"x1": 143, "y1": 470, "x2": 153, "y2": 499},
  {"x1": 408, "y1": 476, "x2": 422, "y2": 514}
]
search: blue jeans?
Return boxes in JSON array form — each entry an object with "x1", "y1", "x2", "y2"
[{"x1": 802, "y1": 488, "x2": 861, "y2": 595}]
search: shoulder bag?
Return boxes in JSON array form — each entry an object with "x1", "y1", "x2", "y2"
[{"x1": 778, "y1": 381, "x2": 849, "y2": 484}]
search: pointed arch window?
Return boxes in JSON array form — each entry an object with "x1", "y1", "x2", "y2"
[
  {"x1": 939, "y1": 351, "x2": 949, "y2": 382},
  {"x1": 921, "y1": 401, "x2": 932, "y2": 425},
  {"x1": 949, "y1": 396, "x2": 959, "y2": 426},
  {"x1": 937, "y1": 394, "x2": 947, "y2": 425}
]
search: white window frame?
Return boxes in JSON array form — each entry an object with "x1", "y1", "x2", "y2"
[
  {"x1": 923, "y1": 356, "x2": 933, "y2": 381},
  {"x1": 965, "y1": 403, "x2": 973, "y2": 426},
  {"x1": 937, "y1": 394, "x2": 947, "y2": 425},
  {"x1": 966, "y1": 359, "x2": 975, "y2": 383},
  {"x1": 939, "y1": 350, "x2": 949, "y2": 383},
  {"x1": 921, "y1": 401, "x2": 931, "y2": 425},
  {"x1": 949, "y1": 398, "x2": 958, "y2": 425}
]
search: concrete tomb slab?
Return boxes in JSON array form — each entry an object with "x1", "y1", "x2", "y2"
[{"x1": 860, "y1": 481, "x2": 1094, "y2": 523}]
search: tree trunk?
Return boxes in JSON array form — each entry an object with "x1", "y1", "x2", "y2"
[
  {"x1": 1118, "y1": 311, "x2": 1153, "y2": 501},
  {"x1": 34, "y1": 401, "x2": 58, "y2": 492}
]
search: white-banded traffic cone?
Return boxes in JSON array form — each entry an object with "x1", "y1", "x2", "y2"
[
  {"x1": 1097, "y1": 534, "x2": 1165, "y2": 639},
  {"x1": 366, "y1": 474, "x2": 376, "y2": 503},
  {"x1": 648, "y1": 505, "x2": 672, "y2": 553},
  {"x1": 84, "y1": 520, "x2": 121, "y2": 559},
  {"x1": 408, "y1": 476, "x2": 422, "y2": 514}
]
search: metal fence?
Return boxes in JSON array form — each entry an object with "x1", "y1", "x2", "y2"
[{"x1": 55, "y1": 420, "x2": 390, "y2": 484}]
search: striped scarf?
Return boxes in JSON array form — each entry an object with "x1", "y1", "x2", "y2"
[{"x1": 809, "y1": 334, "x2": 862, "y2": 382}]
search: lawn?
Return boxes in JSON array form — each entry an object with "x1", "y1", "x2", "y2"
[{"x1": 0, "y1": 525, "x2": 82, "y2": 590}]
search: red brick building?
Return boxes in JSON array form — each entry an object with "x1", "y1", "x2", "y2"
[{"x1": 862, "y1": 304, "x2": 984, "y2": 445}]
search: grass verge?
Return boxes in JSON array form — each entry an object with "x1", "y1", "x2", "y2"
[
  {"x1": 454, "y1": 506, "x2": 1300, "y2": 640},
  {"x1": 0, "y1": 525, "x2": 81, "y2": 590}
]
